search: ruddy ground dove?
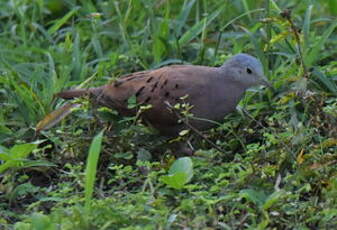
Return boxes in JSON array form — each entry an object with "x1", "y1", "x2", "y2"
[{"x1": 57, "y1": 53, "x2": 269, "y2": 139}]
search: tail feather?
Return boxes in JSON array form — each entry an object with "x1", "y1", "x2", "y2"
[
  {"x1": 36, "y1": 87, "x2": 107, "y2": 132},
  {"x1": 56, "y1": 88, "x2": 91, "y2": 99}
]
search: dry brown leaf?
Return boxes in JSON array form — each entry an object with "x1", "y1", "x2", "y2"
[{"x1": 36, "y1": 103, "x2": 81, "y2": 132}]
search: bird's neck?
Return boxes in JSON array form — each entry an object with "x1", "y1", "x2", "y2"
[
  {"x1": 215, "y1": 70, "x2": 247, "y2": 107},
  {"x1": 218, "y1": 66, "x2": 250, "y2": 91}
]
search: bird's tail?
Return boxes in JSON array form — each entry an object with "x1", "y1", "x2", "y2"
[
  {"x1": 55, "y1": 87, "x2": 103, "y2": 99},
  {"x1": 35, "y1": 87, "x2": 104, "y2": 132},
  {"x1": 56, "y1": 88, "x2": 90, "y2": 99}
]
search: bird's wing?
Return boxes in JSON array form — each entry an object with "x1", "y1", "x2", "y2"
[{"x1": 57, "y1": 65, "x2": 218, "y2": 134}]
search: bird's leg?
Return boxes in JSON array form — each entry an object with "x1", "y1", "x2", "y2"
[
  {"x1": 167, "y1": 134, "x2": 195, "y2": 156},
  {"x1": 165, "y1": 101, "x2": 225, "y2": 154},
  {"x1": 170, "y1": 140, "x2": 194, "y2": 156}
]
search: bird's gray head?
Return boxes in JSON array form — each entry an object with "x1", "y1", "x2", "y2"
[{"x1": 221, "y1": 53, "x2": 270, "y2": 88}]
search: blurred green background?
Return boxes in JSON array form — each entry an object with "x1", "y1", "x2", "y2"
[{"x1": 0, "y1": 0, "x2": 337, "y2": 229}]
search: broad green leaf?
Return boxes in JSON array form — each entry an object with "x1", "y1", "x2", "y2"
[
  {"x1": 239, "y1": 189, "x2": 267, "y2": 207},
  {"x1": 0, "y1": 143, "x2": 37, "y2": 173},
  {"x1": 168, "y1": 157, "x2": 193, "y2": 181},
  {"x1": 161, "y1": 172, "x2": 188, "y2": 189},
  {"x1": 161, "y1": 157, "x2": 193, "y2": 189},
  {"x1": 0, "y1": 160, "x2": 18, "y2": 174},
  {"x1": 10, "y1": 143, "x2": 37, "y2": 158},
  {"x1": 263, "y1": 190, "x2": 285, "y2": 210},
  {"x1": 31, "y1": 213, "x2": 56, "y2": 230},
  {"x1": 0, "y1": 153, "x2": 12, "y2": 161}
]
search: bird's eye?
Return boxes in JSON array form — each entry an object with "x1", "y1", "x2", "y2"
[{"x1": 246, "y1": 68, "x2": 252, "y2": 74}]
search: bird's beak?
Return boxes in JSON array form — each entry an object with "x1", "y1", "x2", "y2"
[{"x1": 260, "y1": 76, "x2": 272, "y2": 88}]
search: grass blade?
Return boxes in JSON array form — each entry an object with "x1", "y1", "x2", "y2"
[
  {"x1": 312, "y1": 68, "x2": 337, "y2": 95},
  {"x1": 303, "y1": 5, "x2": 313, "y2": 52},
  {"x1": 72, "y1": 32, "x2": 82, "y2": 80},
  {"x1": 305, "y1": 18, "x2": 337, "y2": 66},
  {"x1": 152, "y1": 3, "x2": 170, "y2": 63},
  {"x1": 48, "y1": 7, "x2": 79, "y2": 35},
  {"x1": 179, "y1": 4, "x2": 225, "y2": 47},
  {"x1": 241, "y1": 0, "x2": 252, "y2": 20},
  {"x1": 84, "y1": 130, "x2": 104, "y2": 212},
  {"x1": 175, "y1": 0, "x2": 197, "y2": 36}
]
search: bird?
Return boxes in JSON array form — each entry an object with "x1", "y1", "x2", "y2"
[{"x1": 55, "y1": 53, "x2": 270, "y2": 153}]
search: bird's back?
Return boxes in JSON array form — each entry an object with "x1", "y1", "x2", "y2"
[{"x1": 57, "y1": 64, "x2": 246, "y2": 135}]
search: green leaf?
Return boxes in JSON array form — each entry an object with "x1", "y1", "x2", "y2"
[
  {"x1": 10, "y1": 143, "x2": 37, "y2": 158},
  {"x1": 0, "y1": 143, "x2": 38, "y2": 174},
  {"x1": 31, "y1": 213, "x2": 56, "y2": 230},
  {"x1": 161, "y1": 172, "x2": 188, "y2": 189},
  {"x1": 263, "y1": 190, "x2": 285, "y2": 210},
  {"x1": 0, "y1": 141, "x2": 55, "y2": 174},
  {"x1": 160, "y1": 157, "x2": 193, "y2": 189},
  {"x1": 0, "y1": 153, "x2": 11, "y2": 161},
  {"x1": 169, "y1": 157, "x2": 193, "y2": 179},
  {"x1": 84, "y1": 130, "x2": 104, "y2": 212},
  {"x1": 127, "y1": 95, "x2": 137, "y2": 109},
  {"x1": 239, "y1": 189, "x2": 267, "y2": 207}
]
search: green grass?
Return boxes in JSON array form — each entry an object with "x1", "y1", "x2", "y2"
[{"x1": 1, "y1": 0, "x2": 337, "y2": 229}]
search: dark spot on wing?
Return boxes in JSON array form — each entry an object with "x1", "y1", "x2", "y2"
[
  {"x1": 151, "y1": 81, "x2": 159, "y2": 92},
  {"x1": 164, "y1": 92, "x2": 170, "y2": 97},
  {"x1": 135, "y1": 86, "x2": 145, "y2": 97},
  {"x1": 175, "y1": 84, "x2": 179, "y2": 89},
  {"x1": 144, "y1": 97, "x2": 151, "y2": 103},
  {"x1": 146, "y1": 77, "x2": 153, "y2": 83}
]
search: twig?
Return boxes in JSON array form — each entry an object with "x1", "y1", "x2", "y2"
[
  {"x1": 241, "y1": 107, "x2": 296, "y2": 160},
  {"x1": 280, "y1": 9, "x2": 309, "y2": 78},
  {"x1": 164, "y1": 101, "x2": 226, "y2": 154}
]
